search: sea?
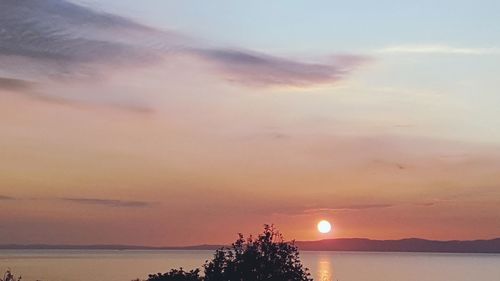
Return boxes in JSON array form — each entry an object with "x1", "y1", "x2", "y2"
[{"x1": 0, "y1": 250, "x2": 499, "y2": 281}]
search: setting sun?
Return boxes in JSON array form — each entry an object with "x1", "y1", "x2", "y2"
[{"x1": 317, "y1": 220, "x2": 332, "y2": 234}]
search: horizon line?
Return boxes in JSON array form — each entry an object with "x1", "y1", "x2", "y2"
[{"x1": 2, "y1": 236, "x2": 500, "y2": 250}]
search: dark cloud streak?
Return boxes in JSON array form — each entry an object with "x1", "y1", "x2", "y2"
[
  {"x1": 0, "y1": 195, "x2": 153, "y2": 208},
  {"x1": 247, "y1": 202, "x2": 396, "y2": 216},
  {"x1": 0, "y1": 77, "x2": 34, "y2": 91},
  {"x1": 303, "y1": 203, "x2": 395, "y2": 213},
  {"x1": 61, "y1": 198, "x2": 153, "y2": 208},
  {"x1": 191, "y1": 48, "x2": 366, "y2": 87}
]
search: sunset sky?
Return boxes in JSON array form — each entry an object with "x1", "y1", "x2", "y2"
[{"x1": 1, "y1": 0, "x2": 500, "y2": 246}]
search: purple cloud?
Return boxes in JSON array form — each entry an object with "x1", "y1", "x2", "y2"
[
  {"x1": 0, "y1": 77, "x2": 33, "y2": 92},
  {"x1": 191, "y1": 48, "x2": 367, "y2": 87},
  {"x1": 0, "y1": 0, "x2": 368, "y2": 100}
]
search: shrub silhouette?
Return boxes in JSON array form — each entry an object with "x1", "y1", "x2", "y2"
[
  {"x1": 1, "y1": 270, "x2": 21, "y2": 281},
  {"x1": 147, "y1": 225, "x2": 312, "y2": 281},
  {"x1": 148, "y1": 268, "x2": 201, "y2": 281}
]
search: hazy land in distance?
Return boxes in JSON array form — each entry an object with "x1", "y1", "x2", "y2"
[{"x1": 2, "y1": 238, "x2": 500, "y2": 253}]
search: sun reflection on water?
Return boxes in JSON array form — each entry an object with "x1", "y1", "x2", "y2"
[{"x1": 317, "y1": 255, "x2": 334, "y2": 281}]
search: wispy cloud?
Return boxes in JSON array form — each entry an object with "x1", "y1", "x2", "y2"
[
  {"x1": 378, "y1": 44, "x2": 500, "y2": 55},
  {"x1": 414, "y1": 202, "x2": 438, "y2": 207},
  {"x1": 303, "y1": 203, "x2": 394, "y2": 213},
  {"x1": 61, "y1": 198, "x2": 153, "y2": 208},
  {"x1": 263, "y1": 202, "x2": 395, "y2": 216},
  {"x1": 0, "y1": 195, "x2": 153, "y2": 208},
  {"x1": 414, "y1": 185, "x2": 500, "y2": 207},
  {"x1": 191, "y1": 48, "x2": 366, "y2": 87},
  {"x1": 0, "y1": 0, "x2": 366, "y2": 96},
  {"x1": 0, "y1": 0, "x2": 166, "y2": 75},
  {"x1": 0, "y1": 77, "x2": 34, "y2": 92},
  {"x1": 0, "y1": 0, "x2": 172, "y2": 111}
]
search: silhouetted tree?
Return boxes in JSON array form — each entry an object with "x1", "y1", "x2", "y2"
[
  {"x1": 1, "y1": 270, "x2": 21, "y2": 281},
  {"x1": 147, "y1": 268, "x2": 201, "y2": 281},
  {"x1": 147, "y1": 225, "x2": 313, "y2": 281}
]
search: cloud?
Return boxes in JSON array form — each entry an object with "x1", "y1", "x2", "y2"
[
  {"x1": 191, "y1": 48, "x2": 366, "y2": 87},
  {"x1": 262, "y1": 203, "x2": 395, "y2": 216},
  {"x1": 371, "y1": 159, "x2": 407, "y2": 170},
  {"x1": 378, "y1": 44, "x2": 500, "y2": 55},
  {"x1": 61, "y1": 198, "x2": 153, "y2": 208},
  {"x1": 0, "y1": 0, "x2": 367, "y2": 115},
  {"x1": 303, "y1": 203, "x2": 394, "y2": 213},
  {"x1": 0, "y1": 0, "x2": 169, "y2": 111},
  {"x1": 0, "y1": 195, "x2": 153, "y2": 207},
  {"x1": 0, "y1": 0, "x2": 166, "y2": 72},
  {"x1": 414, "y1": 185, "x2": 500, "y2": 207},
  {"x1": 0, "y1": 77, "x2": 34, "y2": 92},
  {"x1": 415, "y1": 202, "x2": 437, "y2": 207},
  {"x1": 1, "y1": 0, "x2": 365, "y2": 88}
]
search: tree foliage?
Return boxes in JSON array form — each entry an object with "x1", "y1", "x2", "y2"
[
  {"x1": 148, "y1": 268, "x2": 201, "y2": 281},
  {"x1": 148, "y1": 225, "x2": 312, "y2": 281},
  {"x1": 1, "y1": 270, "x2": 21, "y2": 281}
]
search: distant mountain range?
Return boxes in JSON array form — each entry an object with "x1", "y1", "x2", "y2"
[
  {"x1": 2, "y1": 238, "x2": 500, "y2": 253},
  {"x1": 294, "y1": 238, "x2": 500, "y2": 253}
]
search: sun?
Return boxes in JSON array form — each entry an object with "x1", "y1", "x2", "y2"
[{"x1": 317, "y1": 220, "x2": 332, "y2": 234}]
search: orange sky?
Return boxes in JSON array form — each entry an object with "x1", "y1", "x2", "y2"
[
  {"x1": 1, "y1": 70, "x2": 499, "y2": 245},
  {"x1": 1, "y1": 0, "x2": 500, "y2": 246}
]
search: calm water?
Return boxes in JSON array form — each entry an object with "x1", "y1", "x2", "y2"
[{"x1": 1, "y1": 250, "x2": 499, "y2": 281}]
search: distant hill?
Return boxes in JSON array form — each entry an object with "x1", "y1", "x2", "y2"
[
  {"x1": 2, "y1": 238, "x2": 500, "y2": 253},
  {"x1": 295, "y1": 238, "x2": 500, "y2": 253}
]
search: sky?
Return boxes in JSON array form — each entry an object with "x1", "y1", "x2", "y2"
[{"x1": 1, "y1": 0, "x2": 500, "y2": 246}]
